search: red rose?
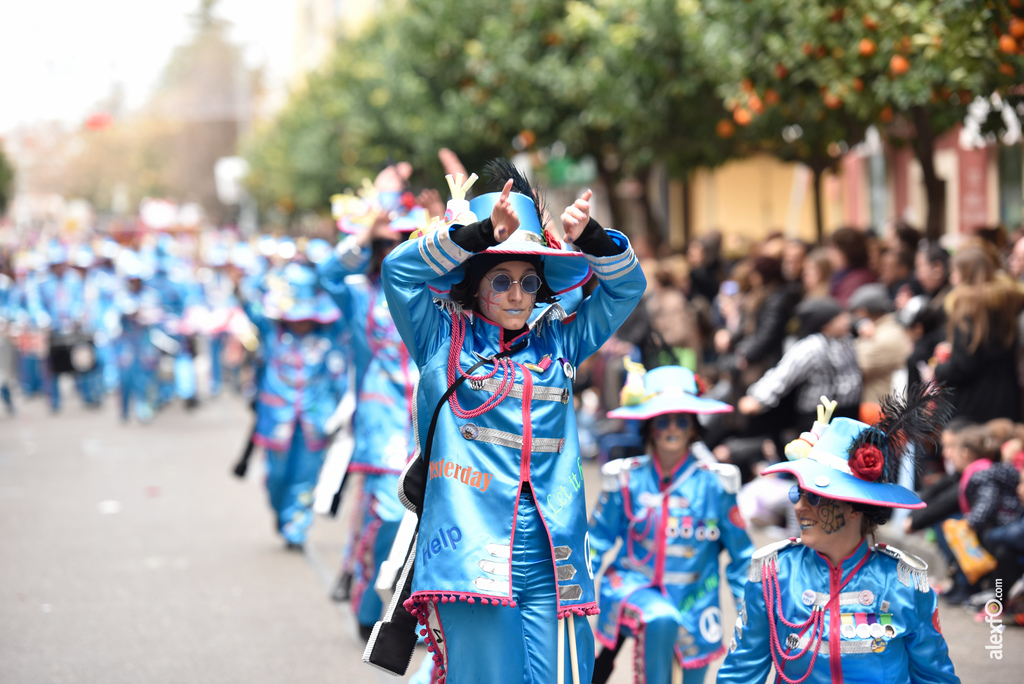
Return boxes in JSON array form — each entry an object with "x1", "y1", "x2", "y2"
[{"x1": 849, "y1": 444, "x2": 884, "y2": 482}]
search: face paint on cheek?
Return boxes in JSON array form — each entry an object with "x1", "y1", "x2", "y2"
[
  {"x1": 478, "y1": 288, "x2": 503, "y2": 320},
  {"x1": 817, "y1": 501, "x2": 846, "y2": 534}
]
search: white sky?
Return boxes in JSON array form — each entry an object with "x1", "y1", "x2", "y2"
[{"x1": 0, "y1": 0, "x2": 294, "y2": 134}]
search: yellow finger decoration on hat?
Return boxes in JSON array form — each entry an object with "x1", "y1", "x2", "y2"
[
  {"x1": 817, "y1": 396, "x2": 838, "y2": 425},
  {"x1": 619, "y1": 358, "x2": 651, "y2": 407},
  {"x1": 445, "y1": 173, "x2": 479, "y2": 201}
]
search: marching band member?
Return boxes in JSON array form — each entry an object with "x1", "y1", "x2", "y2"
[
  {"x1": 317, "y1": 190, "x2": 428, "y2": 636},
  {"x1": 237, "y1": 261, "x2": 347, "y2": 549},
  {"x1": 380, "y1": 160, "x2": 645, "y2": 684},
  {"x1": 717, "y1": 387, "x2": 960, "y2": 683},
  {"x1": 588, "y1": 364, "x2": 753, "y2": 684}
]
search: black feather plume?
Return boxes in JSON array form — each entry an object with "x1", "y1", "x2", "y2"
[
  {"x1": 849, "y1": 383, "x2": 955, "y2": 484},
  {"x1": 482, "y1": 158, "x2": 548, "y2": 230}
]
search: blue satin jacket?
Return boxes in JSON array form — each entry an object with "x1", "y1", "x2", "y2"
[
  {"x1": 588, "y1": 453, "x2": 753, "y2": 667},
  {"x1": 717, "y1": 538, "x2": 959, "y2": 684},
  {"x1": 318, "y1": 236, "x2": 417, "y2": 475},
  {"x1": 381, "y1": 224, "x2": 645, "y2": 617},
  {"x1": 240, "y1": 288, "x2": 348, "y2": 453}
]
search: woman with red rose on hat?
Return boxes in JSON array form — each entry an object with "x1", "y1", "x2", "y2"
[{"x1": 717, "y1": 385, "x2": 960, "y2": 683}]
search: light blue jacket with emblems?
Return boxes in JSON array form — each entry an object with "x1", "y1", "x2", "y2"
[
  {"x1": 717, "y1": 537, "x2": 959, "y2": 684},
  {"x1": 588, "y1": 453, "x2": 753, "y2": 668},
  {"x1": 381, "y1": 223, "x2": 645, "y2": 618},
  {"x1": 318, "y1": 236, "x2": 417, "y2": 476}
]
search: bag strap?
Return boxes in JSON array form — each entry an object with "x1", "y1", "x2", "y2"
[{"x1": 421, "y1": 340, "x2": 527, "y2": 467}]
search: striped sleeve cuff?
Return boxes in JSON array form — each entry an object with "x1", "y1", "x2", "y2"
[
  {"x1": 583, "y1": 230, "x2": 638, "y2": 281},
  {"x1": 417, "y1": 226, "x2": 473, "y2": 276}
]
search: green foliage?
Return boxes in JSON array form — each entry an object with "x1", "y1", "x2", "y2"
[{"x1": 242, "y1": 0, "x2": 735, "y2": 218}]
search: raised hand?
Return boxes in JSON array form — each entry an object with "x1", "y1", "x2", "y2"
[
  {"x1": 490, "y1": 179, "x2": 519, "y2": 243},
  {"x1": 561, "y1": 189, "x2": 592, "y2": 243}
]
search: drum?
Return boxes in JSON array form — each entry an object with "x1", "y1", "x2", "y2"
[{"x1": 49, "y1": 332, "x2": 97, "y2": 374}]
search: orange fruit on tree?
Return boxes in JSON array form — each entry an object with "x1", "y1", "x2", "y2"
[
  {"x1": 1011, "y1": 18, "x2": 1024, "y2": 38},
  {"x1": 740, "y1": 78, "x2": 754, "y2": 93},
  {"x1": 764, "y1": 88, "x2": 780, "y2": 106},
  {"x1": 879, "y1": 106, "x2": 894, "y2": 123},
  {"x1": 999, "y1": 62, "x2": 1016, "y2": 77},
  {"x1": 999, "y1": 34, "x2": 1019, "y2": 54},
  {"x1": 890, "y1": 55, "x2": 910, "y2": 75},
  {"x1": 823, "y1": 91, "x2": 842, "y2": 109},
  {"x1": 859, "y1": 38, "x2": 877, "y2": 57},
  {"x1": 716, "y1": 119, "x2": 736, "y2": 139},
  {"x1": 748, "y1": 93, "x2": 764, "y2": 114},
  {"x1": 775, "y1": 64, "x2": 789, "y2": 79},
  {"x1": 862, "y1": 14, "x2": 878, "y2": 31},
  {"x1": 853, "y1": 77, "x2": 865, "y2": 92},
  {"x1": 733, "y1": 108, "x2": 753, "y2": 126}
]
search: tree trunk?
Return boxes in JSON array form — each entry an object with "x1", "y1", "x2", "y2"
[
  {"x1": 812, "y1": 165, "x2": 825, "y2": 245},
  {"x1": 910, "y1": 106, "x2": 946, "y2": 242},
  {"x1": 639, "y1": 167, "x2": 665, "y2": 254},
  {"x1": 681, "y1": 174, "x2": 692, "y2": 245},
  {"x1": 596, "y1": 161, "x2": 626, "y2": 234}
]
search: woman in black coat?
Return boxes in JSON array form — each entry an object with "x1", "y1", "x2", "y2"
[{"x1": 932, "y1": 245, "x2": 1024, "y2": 423}]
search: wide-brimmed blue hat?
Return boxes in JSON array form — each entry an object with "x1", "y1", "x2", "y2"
[
  {"x1": 762, "y1": 417, "x2": 924, "y2": 509},
  {"x1": 262, "y1": 262, "x2": 340, "y2": 323},
  {"x1": 607, "y1": 364, "x2": 732, "y2": 420},
  {"x1": 422, "y1": 190, "x2": 593, "y2": 298}
]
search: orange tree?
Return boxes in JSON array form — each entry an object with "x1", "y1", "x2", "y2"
[
  {"x1": 687, "y1": 0, "x2": 1024, "y2": 241},
  {"x1": 244, "y1": 0, "x2": 741, "y2": 240}
]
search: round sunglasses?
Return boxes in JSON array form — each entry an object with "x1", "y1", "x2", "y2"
[
  {"x1": 788, "y1": 485, "x2": 823, "y2": 507},
  {"x1": 653, "y1": 414, "x2": 692, "y2": 431},
  {"x1": 485, "y1": 272, "x2": 542, "y2": 295}
]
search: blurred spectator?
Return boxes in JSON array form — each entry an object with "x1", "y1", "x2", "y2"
[
  {"x1": 781, "y1": 238, "x2": 809, "y2": 285},
  {"x1": 907, "y1": 418, "x2": 972, "y2": 603},
  {"x1": 848, "y1": 283, "x2": 910, "y2": 407},
  {"x1": 904, "y1": 242, "x2": 951, "y2": 387},
  {"x1": 1008, "y1": 234, "x2": 1024, "y2": 282},
  {"x1": 878, "y1": 247, "x2": 916, "y2": 299},
  {"x1": 801, "y1": 247, "x2": 833, "y2": 300},
  {"x1": 737, "y1": 297, "x2": 862, "y2": 438},
  {"x1": 954, "y1": 424, "x2": 1024, "y2": 595},
  {"x1": 721, "y1": 256, "x2": 799, "y2": 389},
  {"x1": 827, "y1": 227, "x2": 877, "y2": 307},
  {"x1": 687, "y1": 231, "x2": 723, "y2": 304},
  {"x1": 931, "y1": 246, "x2": 1024, "y2": 423}
]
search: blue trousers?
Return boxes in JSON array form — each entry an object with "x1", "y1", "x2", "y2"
[
  {"x1": 265, "y1": 428, "x2": 326, "y2": 545},
  {"x1": 616, "y1": 587, "x2": 709, "y2": 684},
  {"x1": 353, "y1": 499, "x2": 401, "y2": 627},
  {"x1": 209, "y1": 333, "x2": 226, "y2": 395},
  {"x1": 432, "y1": 492, "x2": 595, "y2": 684}
]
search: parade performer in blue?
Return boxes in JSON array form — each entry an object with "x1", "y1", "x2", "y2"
[
  {"x1": 717, "y1": 385, "x2": 960, "y2": 683},
  {"x1": 238, "y1": 261, "x2": 347, "y2": 549},
  {"x1": 318, "y1": 191, "x2": 429, "y2": 635},
  {"x1": 378, "y1": 160, "x2": 645, "y2": 684},
  {"x1": 29, "y1": 243, "x2": 85, "y2": 412},
  {"x1": 114, "y1": 251, "x2": 163, "y2": 423},
  {"x1": 588, "y1": 363, "x2": 753, "y2": 684}
]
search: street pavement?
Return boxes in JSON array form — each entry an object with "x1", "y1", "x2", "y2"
[{"x1": 1, "y1": 386, "x2": 1021, "y2": 683}]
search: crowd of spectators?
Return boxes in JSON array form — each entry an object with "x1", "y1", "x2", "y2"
[{"x1": 574, "y1": 222, "x2": 1024, "y2": 626}]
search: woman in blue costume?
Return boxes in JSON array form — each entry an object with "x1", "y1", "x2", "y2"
[
  {"x1": 381, "y1": 160, "x2": 645, "y2": 684},
  {"x1": 588, "y1": 364, "x2": 754, "y2": 684},
  {"x1": 238, "y1": 261, "x2": 348, "y2": 549},
  {"x1": 318, "y1": 190, "x2": 430, "y2": 636},
  {"x1": 717, "y1": 386, "x2": 960, "y2": 683}
]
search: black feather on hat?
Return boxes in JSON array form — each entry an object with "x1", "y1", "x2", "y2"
[
  {"x1": 848, "y1": 382, "x2": 955, "y2": 484},
  {"x1": 482, "y1": 158, "x2": 548, "y2": 231}
]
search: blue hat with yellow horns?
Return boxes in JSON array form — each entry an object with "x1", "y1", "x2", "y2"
[{"x1": 762, "y1": 384, "x2": 954, "y2": 509}]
